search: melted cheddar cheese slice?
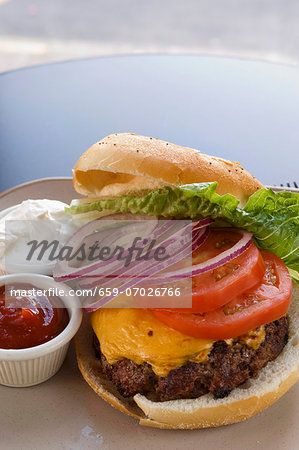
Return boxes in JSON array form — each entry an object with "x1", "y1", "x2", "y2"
[{"x1": 91, "y1": 308, "x2": 214, "y2": 376}]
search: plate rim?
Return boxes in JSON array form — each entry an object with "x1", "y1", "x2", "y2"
[{"x1": 0, "y1": 177, "x2": 73, "y2": 200}]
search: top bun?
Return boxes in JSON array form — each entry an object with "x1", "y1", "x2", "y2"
[{"x1": 73, "y1": 133, "x2": 263, "y2": 206}]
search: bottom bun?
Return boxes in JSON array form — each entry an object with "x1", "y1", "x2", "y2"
[{"x1": 75, "y1": 283, "x2": 299, "y2": 429}]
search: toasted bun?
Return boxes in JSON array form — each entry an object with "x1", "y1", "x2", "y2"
[
  {"x1": 73, "y1": 133, "x2": 263, "y2": 206},
  {"x1": 75, "y1": 283, "x2": 299, "y2": 429}
]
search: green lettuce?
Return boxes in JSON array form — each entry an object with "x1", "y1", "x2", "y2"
[{"x1": 66, "y1": 183, "x2": 299, "y2": 280}]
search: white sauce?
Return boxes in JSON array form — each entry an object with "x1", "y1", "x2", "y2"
[{"x1": 0, "y1": 199, "x2": 78, "y2": 275}]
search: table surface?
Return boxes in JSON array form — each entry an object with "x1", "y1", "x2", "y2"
[{"x1": 1, "y1": 54, "x2": 299, "y2": 193}]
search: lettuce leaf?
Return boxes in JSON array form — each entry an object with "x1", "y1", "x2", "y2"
[{"x1": 66, "y1": 183, "x2": 299, "y2": 280}]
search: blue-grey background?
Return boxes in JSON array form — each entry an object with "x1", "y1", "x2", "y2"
[
  {"x1": 1, "y1": 55, "x2": 299, "y2": 191},
  {"x1": 0, "y1": 1, "x2": 298, "y2": 192}
]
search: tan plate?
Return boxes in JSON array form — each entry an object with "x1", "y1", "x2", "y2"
[{"x1": 0, "y1": 178, "x2": 298, "y2": 450}]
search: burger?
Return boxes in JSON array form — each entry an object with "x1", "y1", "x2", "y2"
[{"x1": 63, "y1": 133, "x2": 299, "y2": 429}]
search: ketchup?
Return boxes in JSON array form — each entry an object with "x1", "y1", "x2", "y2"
[{"x1": 0, "y1": 284, "x2": 69, "y2": 349}]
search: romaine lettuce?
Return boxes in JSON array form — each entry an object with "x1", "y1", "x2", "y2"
[{"x1": 66, "y1": 183, "x2": 299, "y2": 280}]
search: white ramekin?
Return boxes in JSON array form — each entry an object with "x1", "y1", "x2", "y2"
[{"x1": 0, "y1": 273, "x2": 82, "y2": 387}]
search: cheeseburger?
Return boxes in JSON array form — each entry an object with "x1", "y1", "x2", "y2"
[{"x1": 64, "y1": 133, "x2": 299, "y2": 429}]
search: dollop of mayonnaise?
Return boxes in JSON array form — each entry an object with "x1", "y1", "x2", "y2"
[{"x1": 0, "y1": 199, "x2": 78, "y2": 275}]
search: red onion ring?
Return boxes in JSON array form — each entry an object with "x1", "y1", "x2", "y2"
[
  {"x1": 54, "y1": 216, "x2": 173, "y2": 280},
  {"x1": 79, "y1": 224, "x2": 208, "y2": 288},
  {"x1": 54, "y1": 217, "x2": 212, "y2": 281},
  {"x1": 82, "y1": 226, "x2": 210, "y2": 311},
  {"x1": 147, "y1": 229, "x2": 253, "y2": 285}
]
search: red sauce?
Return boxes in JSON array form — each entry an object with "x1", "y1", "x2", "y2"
[{"x1": 0, "y1": 284, "x2": 69, "y2": 349}]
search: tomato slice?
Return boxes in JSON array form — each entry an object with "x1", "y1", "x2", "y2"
[
  {"x1": 175, "y1": 240, "x2": 265, "y2": 313},
  {"x1": 152, "y1": 250, "x2": 292, "y2": 340},
  {"x1": 147, "y1": 229, "x2": 265, "y2": 313}
]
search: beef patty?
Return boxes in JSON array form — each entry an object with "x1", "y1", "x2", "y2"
[{"x1": 94, "y1": 317, "x2": 288, "y2": 401}]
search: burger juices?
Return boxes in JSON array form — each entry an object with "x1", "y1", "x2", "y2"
[{"x1": 60, "y1": 133, "x2": 299, "y2": 429}]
